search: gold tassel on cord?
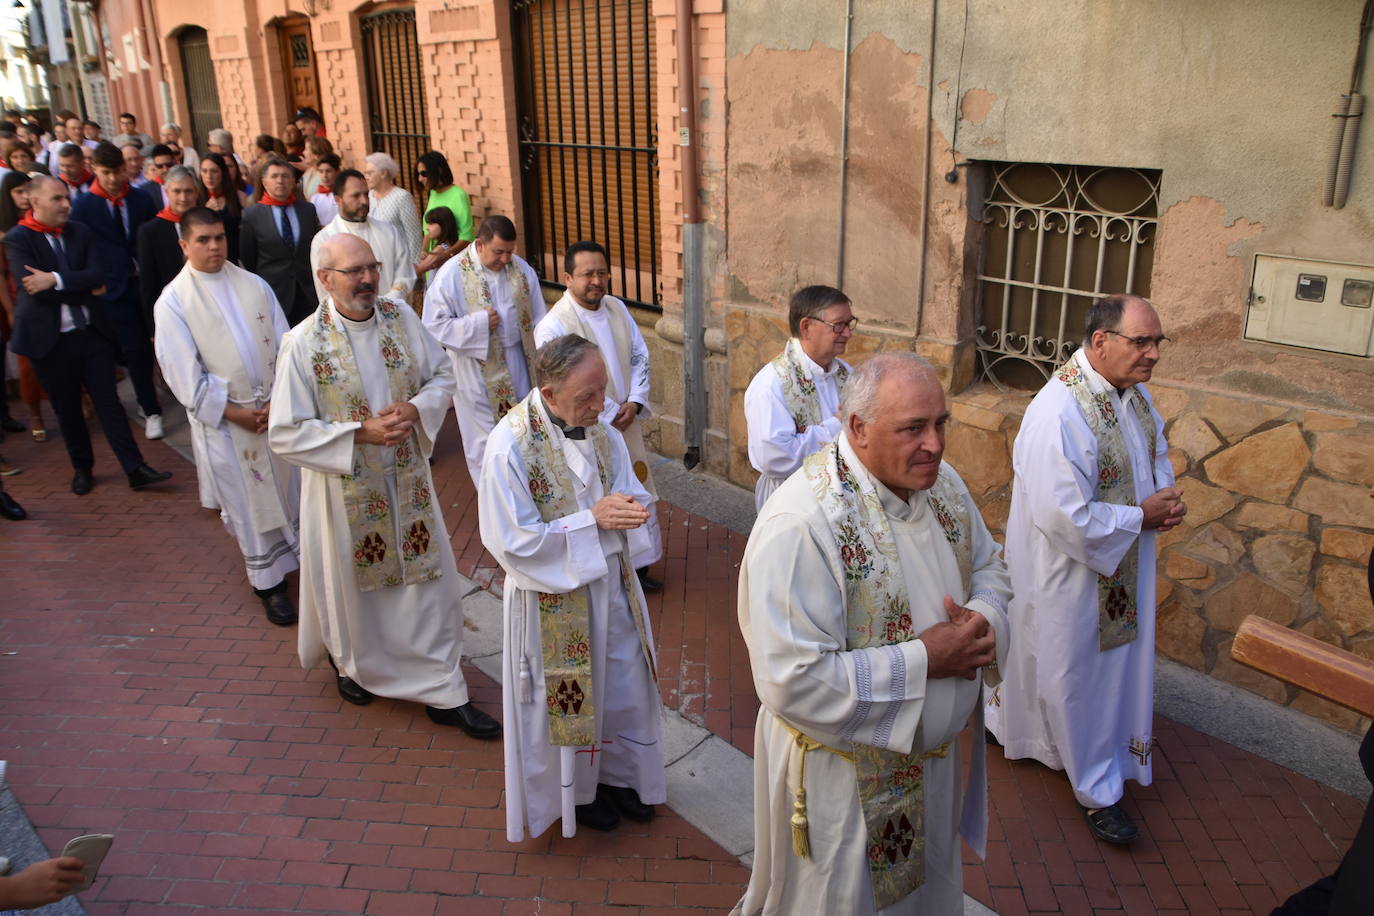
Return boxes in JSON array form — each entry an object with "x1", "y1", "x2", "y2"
[{"x1": 791, "y1": 784, "x2": 811, "y2": 858}]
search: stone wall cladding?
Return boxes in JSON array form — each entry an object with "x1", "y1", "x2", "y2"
[{"x1": 941, "y1": 380, "x2": 1374, "y2": 735}]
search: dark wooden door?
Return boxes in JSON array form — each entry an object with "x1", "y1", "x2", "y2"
[{"x1": 279, "y1": 17, "x2": 322, "y2": 130}]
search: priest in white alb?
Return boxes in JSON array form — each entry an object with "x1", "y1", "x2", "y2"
[
  {"x1": 534, "y1": 240, "x2": 662, "y2": 592},
  {"x1": 422, "y1": 214, "x2": 545, "y2": 485},
  {"x1": 479, "y1": 334, "x2": 665, "y2": 842},
  {"x1": 269, "y1": 233, "x2": 501, "y2": 739},
  {"x1": 310, "y1": 168, "x2": 415, "y2": 305},
  {"x1": 986, "y1": 294, "x2": 1184, "y2": 845},
  {"x1": 153, "y1": 206, "x2": 301, "y2": 626},
  {"x1": 734, "y1": 353, "x2": 1012, "y2": 916},
  {"x1": 744, "y1": 285, "x2": 855, "y2": 510}
]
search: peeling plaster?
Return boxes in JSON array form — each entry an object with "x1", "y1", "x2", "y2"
[{"x1": 958, "y1": 87, "x2": 996, "y2": 126}]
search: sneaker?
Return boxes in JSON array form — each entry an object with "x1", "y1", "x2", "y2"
[
  {"x1": 145, "y1": 414, "x2": 164, "y2": 440},
  {"x1": 0, "y1": 462, "x2": 20, "y2": 477}
]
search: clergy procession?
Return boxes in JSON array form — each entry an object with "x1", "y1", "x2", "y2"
[{"x1": 33, "y1": 118, "x2": 1371, "y2": 916}]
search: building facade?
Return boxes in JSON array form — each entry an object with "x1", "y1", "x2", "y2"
[{"x1": 80, "y1": 0, "x2": 1374, "y2": 733}]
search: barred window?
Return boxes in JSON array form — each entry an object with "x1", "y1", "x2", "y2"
[{"x1": 974, "y1": 162, "x2": 1161, "y2": 389}]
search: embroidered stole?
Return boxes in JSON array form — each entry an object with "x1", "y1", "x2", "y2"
[
  {"x1": 770, "y1": 338, "x2": 849, "y2": 432},
  {"x1": 802, "y1": 442, "x2": 971, "y2": 909},
  {"x1": 456, "y1": 245, "x2": 537, "y2": 420},
  {"x1": 171, "y1": 264, "x2": 287, "y2": 534},
  {"x1": 510, "y1": 392, "x2": 657, "y2": 747},
  {"x1": 307, "y1": 297, "x2": 443, "y2": 591},
  {"x1": 1054, "y1": 349, "x2": 1158, "y2": 651}
]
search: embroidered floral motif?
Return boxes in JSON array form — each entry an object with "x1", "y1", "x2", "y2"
[
  {"x1": 361, "y1": 491, "x2": 389, "y2": 523},
  {"x1": 528, "y1": 465, "x2": 555, "y2": 504},
  {"x1": 380, "y1": 335, "x2": 405, "y2": 369},
  {"x1": 458, "y1": 246, "x2": 538, "y2": 420},
  {"x1": 769, "y1": 338, "x2": 848, "y2": 433},
  {"x1": 345, "y1": 393, "x2": 371, "y2": 422},
  {"x1": 1056, "y1": 352, "x2": 1157, "y2": 650},
  {"x1": 310, "y1": 351, "x2": 338, "y2": 386}
]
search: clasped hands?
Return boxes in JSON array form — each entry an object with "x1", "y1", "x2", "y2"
[
  {"x1": 354, "y1": 401, "x2": 420, "y2": 446},
  {"x1": 226, "y1": 402, "x2": 271, "y2": 435},
  {"x1": 592, "y1": 492, "x2": 650, "y2": 530},
  {"x1": 918, "y1": 596, "x2": 996, "y2": 680},
  {"x1": 1141, "y1": 486, "x2": 1187, "y2": 530}
]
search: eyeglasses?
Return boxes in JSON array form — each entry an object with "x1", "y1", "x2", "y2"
[
  {"x1": 809, "y1": 315, "x2": 859, "y2": 334},
  {"x1": 573, "y1": 269, "x2": 611, "y2": 280},
  {"x1": 1104, "y1": 330, "x2": 1169, "y2": 351},
  {"x1": 323, "y1": 262, "x2": 383, "y2": 279},
  {"x1": 416, "y1": 169, "x2": 429, "y2": 177}
]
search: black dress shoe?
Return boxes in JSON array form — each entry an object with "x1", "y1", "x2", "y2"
[
  {"x1": 127, "y1": 464, "x2": 173, "y2": 490},
  {"x1": 636, "y1": 568, "x2": 663, "y2": 593},
  {"x1": 259, "y1": 590, "x2": 297, "y2": 626},
  {"x1": 574, "y1": 795, "x2": 621, "y2": 832},
  {"x1": 426, "y1": 702, "x2": 502, "y2": 739},
  {"x1": 0, "y1": 418, "x2": 24, "y2": 433},
  {"x1": 985, "y1": 728, "x2": 1002, "y2": 747},
  {"x1": 0, "y1": 491, "x2": 26, "y2": 521},
  {"x1": 598, "y1": 783, "x2": 655, "y2": 822},
  {"x1": 71, "y1": 470, "x2": 94, "y2": 495},
  {"x1": 1084, "y1": 803, "x2": 1139, "y2": 845},
  {"x1": 326, "y1": 656, "x2": 374, "y2": 705}
]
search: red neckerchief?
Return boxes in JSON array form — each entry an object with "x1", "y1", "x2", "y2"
[
  {"x1": 19, "y1": 213, "x2": 63, "y2": 236},
  {"x1": 151, "y1": 174, "x2": 165, "y2": 185},
  {"x1": 60, "y1": 172, "x2": 91, "y2": 190},
  {"x1": 88, "y1": 180, "x2": 129, "y2": 204},
  {"x1": 259, "y1": 193, "x2": 297, "y2": 207},
  {"x1": 156, "y1": 208, "x2": 181, "y2": 223},
  {"x1": 315, "y1": 185, "x2": 332, "y2": 196},
  {"x1": 207, "y1": 189, "x2": 225, "y2": 200}
]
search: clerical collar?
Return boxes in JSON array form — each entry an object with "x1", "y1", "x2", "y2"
[
  {"x1": 342, "y1": 215, "x2": 367, "y2": 224},
  {"x1": 189, "y1": 265, "x2": 227, "y2": 279},
  {"x1": 334, "y1": 303, "x2": 375, "y2": 326},
  {"x1": 545, "y1": 407, "x2": 586, "y2": 440},
  {"x1": 794, "y1": 339, "x2": 838, "y2": 377}
]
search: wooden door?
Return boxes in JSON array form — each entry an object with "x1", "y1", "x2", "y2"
[{"x1": 279, "y1": 17, "x2": 321, "y2": 130}]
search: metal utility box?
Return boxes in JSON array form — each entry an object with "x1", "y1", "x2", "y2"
[{"x1": 1246, "y1": 254, "x2": 1374, "y2": 357}]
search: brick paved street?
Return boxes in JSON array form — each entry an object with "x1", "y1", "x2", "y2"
[{"x1": 0, "y1": 408, "x2": 1366, "y2": 914}]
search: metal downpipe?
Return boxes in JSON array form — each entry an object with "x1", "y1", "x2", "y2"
[
  {"x1": 835, "y1": 0, "x2": 854, "y2": 286},
  {"x1": 914, "y1": 0, "x2": 938, "y2": 338},
  {"x1": 677, "y1": 0, "x2": 707, "y2": 469}
]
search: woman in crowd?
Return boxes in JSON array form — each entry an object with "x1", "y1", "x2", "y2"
[
  {"x1": 363, "y1": 151, "x2": 422, "y2": 263},
  {"x1": 0, "y1": 171, "x2": 50, "y2": 441},
  {"x1": 298, "y1": 135, "x2": 333, "y2": 199},
  {"x1": 222, "y1": 155, "x2": 253, "y2": 208},
  {"x1": 414, "y1": 151, "x2": 473, "y2": 272},
  {"x1": 201, "y1": 152, "x2": 244, "y2": 262}
]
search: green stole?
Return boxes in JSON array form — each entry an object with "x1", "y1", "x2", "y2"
[
  {"x1": 509, "y1": 391, "x2": 656, "y2": 746},
  {"x1": 802, "y1": 440, "x2": 971, "y2": 909},
  {"x1": 306, "y1": 297, "x2": 443, "y2": 591},
  {"x1": 1054, "y1": 348, "x2": 1158, "y2": 651},
  {"x1": 456, "y1": 245, "x2": 538, "y2": 419},
  {"x1": 769, "y1": 338, "x2": 850, "y2": 432}
]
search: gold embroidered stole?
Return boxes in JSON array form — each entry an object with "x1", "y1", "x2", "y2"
[
  {"x1": 802, "y1": 441, "x2": 970, "y2": 909},
  {"x1": 769, "y1": 338, "x2": 850, "y2": 432},
  {"x1": 306, "y1": 297, "x2": 443, "y2": 591},
  {"x1": 171, "y1": 263, "x2": 287, "y2": 534},
  {"x1": 1054, "y1": 349, "x2": 1158, "y2": 651},
  {"x1": 510, "y1": 392, "x2": 657, "y2": 747},
  {"x1": 456, "y1": 246, "x2": 538, "y2": 420}
]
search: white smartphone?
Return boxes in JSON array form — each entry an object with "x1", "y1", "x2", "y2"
[{"x1": 60, "y1": 834, "x2": 114, "y2": 893}]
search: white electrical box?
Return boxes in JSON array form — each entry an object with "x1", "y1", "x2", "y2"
[{"x1": 1246, "y1": 254, "x2": 1374, "y2": 357}]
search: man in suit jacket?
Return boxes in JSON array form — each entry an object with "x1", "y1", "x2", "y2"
[
  {"x1": 4, "y1": 176, "x2": 172, "y2": 495},
  {"x1": 71, "y1": 141, "x2": 165, "y2": 439},
  {"x1": 240, "y1": 157, "x2": 320, "y2": 325},
  {"x1": 136, "y1": 165, "x2": 199, "y2": 333}
]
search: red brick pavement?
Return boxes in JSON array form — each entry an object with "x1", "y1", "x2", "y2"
[{"x1": 0, "y1": 412, "x2": 1366, "y2": 914}]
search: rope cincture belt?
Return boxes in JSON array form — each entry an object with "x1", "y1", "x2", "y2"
[{"x1": 780, "y1": 720, "x2": 950, "y2": 859}]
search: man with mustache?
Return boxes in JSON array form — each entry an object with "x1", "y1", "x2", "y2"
[
  {"x1": 986, "y1": 294, "x2": 1185, "y2": 845},
  {"x1": 533, "y1": 241, "x2": 663, "y2": 592},
  {"x1": 269, "y1": 233, "x2": 501, "y2": 740},
  {"x1": 308, "y1": 168, "x2": 414, "y2": 304}
]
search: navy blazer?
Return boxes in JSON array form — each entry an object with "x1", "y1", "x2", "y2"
[
  {"x1": 3, "y1": 221, "x2": 110, "y2": 360},
  {"x1": 240, "y1": 200, "x2": 321, "y2": 322},
  {"x1": 69, "y1": 184, "x2": 157, "y2": 302}
]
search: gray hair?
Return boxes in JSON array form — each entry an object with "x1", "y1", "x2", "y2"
[
  {"x1": 207, "y1": 128, "x2": 233, "y2": 150},
  {"x1": 1083, "y1": 293, "x2": 1148, "y2": 346},
  {"x1": 364, "y1": 151, "x2": 400, "y2": 179},
  {"x1": 165, "y1": 164, "x2": 197, "y2": 186},
  {"x1": 161, "y1": 122, "x2": 182, "y2": 136},
  {"x1": 840, "y1": 352, "x2": 939, "y2": 424},
  {"x1": 534, "y1": 334, "x2": 601, "y2": 388}
]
